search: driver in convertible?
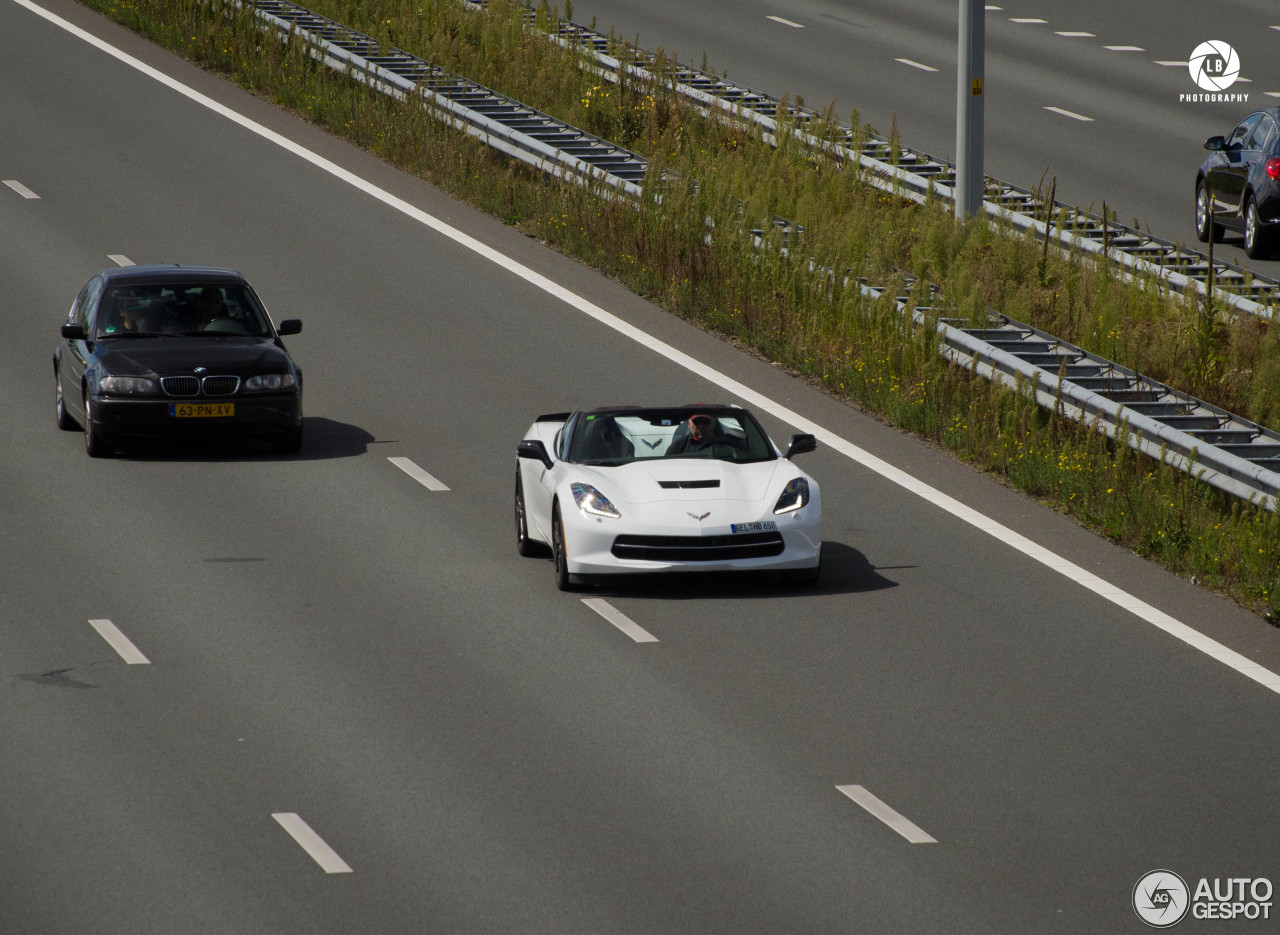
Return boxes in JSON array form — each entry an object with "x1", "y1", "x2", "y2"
[{"x1": 666, "y1": 413, "x2": 727, "y2": 455}]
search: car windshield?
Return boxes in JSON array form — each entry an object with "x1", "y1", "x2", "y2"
[
  {"x1": 95, "y1": 283, "x2": 272, "y2": 339},
  {"x1": 568, "y1": 408, "x2": 777, "y2": 465}
]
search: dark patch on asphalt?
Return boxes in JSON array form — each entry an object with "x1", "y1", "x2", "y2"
[{"x1": 17, "y1": 668, "x2": 95, "y2": 689}]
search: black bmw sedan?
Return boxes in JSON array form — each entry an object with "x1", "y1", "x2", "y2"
[
  {"x1": 1195, "y1": 106, "x2": 1280, "y2": 259},
  {"x1": 54, "y1": 265, "x2": 304, "y2": 457}
]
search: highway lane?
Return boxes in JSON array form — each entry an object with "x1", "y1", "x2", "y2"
[
  {"x1": 2, "y1": 0, "x2": 1280, "y2": 931},
  {"x1": 566, "y1": 0, "x2": 1280, "y2": 274}
]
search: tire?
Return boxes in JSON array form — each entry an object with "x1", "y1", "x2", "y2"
[
  {"x1": 1244, "y1": 195, "x2": 1273, "y2": 259},
  {"x1": 83, "y1": 395, "x2": 113, "y2": 458},
  {"x1": 1194, "y1": 181, "x2": 1221, "y2": 244},
  {"x1": 271, "y1": 427, "x2": 303, "y2": 455},
  {"x1": 515, "y1": 470, "x2": 548, "y2": 557},
  {"x1": 551, "y1": 503, "x2": 576, "y2": 591},
  {"x1": 55, "y1": 369, "x2": 77, "y2": 430}
]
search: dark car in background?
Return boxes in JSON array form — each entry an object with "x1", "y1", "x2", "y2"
[
  {"x1": 54, "y1": 265, "x2": 304, "y2": 457},
  {"x1": 1195, "y1": 106, "x2": 1280, "y2": 259}
]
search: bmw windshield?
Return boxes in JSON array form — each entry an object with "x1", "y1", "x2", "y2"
[
  {"x1": 568, "y1": 407, "x2": 777, "y2": 466},
  {"x1": 94, "y1": 283, "x2": 274, "y2": 339}
]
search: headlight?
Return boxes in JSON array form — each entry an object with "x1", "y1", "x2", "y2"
[
  {"x1": 243, "y1": 372, "x2": 296, "y2": 391},
  {"x1": 773, "y1": 478, "x2": 809, "y2": 514},
  {"x1": 571, "y1": 482, "x2": 621, "y2": 518},
  {"x1": 98, "y1": 375, "x2": 157, "y2": 395}
]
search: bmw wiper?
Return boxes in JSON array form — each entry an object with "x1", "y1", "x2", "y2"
[{"x1": 97, "y1": 331, "x2": 161, "y2": 338}]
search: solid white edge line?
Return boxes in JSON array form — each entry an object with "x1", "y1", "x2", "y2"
[
  {"x1": 836, "y1": 785, "x2": 936, "y2": 844},
  {"x1": 108, "y1": 254, "x2": 134, "y2": 266},
  {"x1": 388, "y1": 456, "x2": 450, "y2": 491},
  {"x1": 765, "y1": 15, "x2": 804, "y2": 28},
  {"x1": 895, "y1": 59, "x2": 939, "y2": 73},
  {"x1": 582, "y1": 598, "x2": 659, "y2": 643},
  {"x1": 272, "y1": 813, "x2": 353, "y2": 873},
  {"x1": 4, "y1": 179, "x2": 40, "y2": 199},
  {"x1": 89, "y1": 619, "x2": 150, "y2": 664},
  {"x1": 1044, "y1": 106, "x2": 1094, "y2": 122},
  {"x1": 22, "y1": 0, "x2": 1280, "y2": 700}
]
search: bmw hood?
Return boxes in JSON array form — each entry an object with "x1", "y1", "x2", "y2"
[
  {"x1": 576, "y1": 458, "x2": 787, "y2": 505},
  {"x1": 96, "y1": 339, "x2": 291, "y2": 377}
]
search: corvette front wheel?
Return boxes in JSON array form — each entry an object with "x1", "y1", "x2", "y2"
[
  {"x1": 551, "y1": 504, "x2": 576, "y2": 591},
  {"x1": 515, "y1": 471, "x2": 548, "y2": 557}
]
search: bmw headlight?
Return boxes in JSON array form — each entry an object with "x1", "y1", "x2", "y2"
[
  {"x1": 773, "y1": 478, "x2": 809, "y2": 514},
  {"x1": 98, "y1": 375, "x2": 158, "y2": 395},
  {"x1": 243, "y1": 372, "x2": 296, "y2": 391},
  {"x1": 571, "y1": 482, "x2": 621, "y2": 518}
]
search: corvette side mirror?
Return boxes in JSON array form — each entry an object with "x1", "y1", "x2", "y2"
[
  {"x1": 517, "y1": 439, "x2": 553, "y2": 470},
  {"x1": 785, "y1": 433, "x2": 816, "y2": 459}
]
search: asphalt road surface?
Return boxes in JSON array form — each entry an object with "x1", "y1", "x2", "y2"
[
  {"x1": 567, "y1": 0, "x2": 1280, "y2": 275},
  {"x1": 2, "y1": 0, "x2": 1279, "y2": 932}
]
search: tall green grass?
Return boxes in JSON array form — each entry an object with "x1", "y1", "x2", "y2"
[{"x1": 81, "y1": 0, "x2": 1280, "y2": 617}]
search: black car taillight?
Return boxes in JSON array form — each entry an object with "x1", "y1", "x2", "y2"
[{"x1": 1268, "y1": 157, "x2": 1280, "y2": 180}]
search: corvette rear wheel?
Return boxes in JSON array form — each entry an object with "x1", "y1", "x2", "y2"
[
  {"x1": 551, "y1": 503, "x2": 576, "y2": 591},
  {"x1": 515, "y1": 471, "x2": 548, "y2": 557}
]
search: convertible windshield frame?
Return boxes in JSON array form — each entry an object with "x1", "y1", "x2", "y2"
[{"x1": 567, "y1": 406, "x2": 777, "y2": 466}]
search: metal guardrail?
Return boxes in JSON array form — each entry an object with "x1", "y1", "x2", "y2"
[
  {"x1": 252, "y1": 0, "x2": 648, "y2": 197},
  {"x1": 241, "y1": 0, "x2": 1280, "y2": 508},
  {"x1": 467, "y1": 0, "x2": 1279, "y2": 321}
]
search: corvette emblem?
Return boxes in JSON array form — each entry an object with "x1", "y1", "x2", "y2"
[
  {"x1": 687, "y1": 511, "x2": 710, "y2": 522},
  {"x1": 641, "y1": 438, "x2": 661, "y2": 449}
]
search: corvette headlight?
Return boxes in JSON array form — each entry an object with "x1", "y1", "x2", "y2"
[
  {"x1": 571, "y1": 482, "x2": 621, "y2": 518},
  {"x1": 773, "y1": 478, "x2": 809, "y2": 514},
  {"x1": 98, "y1": 375, "x2": 158, "y2": 395},
  {"x1": 243, "y1": 372, "x2": 296, "y2": 391}
]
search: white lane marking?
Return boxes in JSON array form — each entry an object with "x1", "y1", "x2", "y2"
[
  {"x1": 895, "y1": 58, "x2": 939, "y2": 73},
  {"x1": 89, "y1": 619, "x2": 150, "y2": 664},
  {"x1": 4, "y1": 179, "x2": 40, "y2": 199},
  {"x1": 1044, "y1": 106, "x2": 1094, "y2": 122},
  {"x1": 985, "y1": 5, "x2": 1003, "y2": 10},
  {"x1": 1154, "y1": 60, "x2": 1189, "y2": 67},
  {"x1": 1055, "y1": 31, "x2": 1094, "y2": 37},
  {"x1": 388, "y1": 456, "x2": 450, "y2": 491},
  {"x1": 766, "y1": 15, "x2": 804, "y2": 28},
  {"x1": 1009, "y1": 18, "x2": 1047, "y2": 24},
  {"x1": 1266, "y1": 92, "x2": 1280, "y2": 99},
  {"x1": 1105, "y1": 45, "x2": 1144, "y2": 51},
  {"x1": 272, "y1": 813, "x2": 353, "y2": 873},
  {"x1": 836, "y1": 785, "x2": 936, "y2": 844},
  {"x1": 24, "y1": 0, "x2": 1280, "y2": 700},
  {"x1": 108, "y1": 254, "x2": 134, "y2": 266},
  {"x1": 582, "y1": 598, "x2": 659, "y2": 643}
]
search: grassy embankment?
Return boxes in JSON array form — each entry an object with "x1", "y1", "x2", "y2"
[{"x1": 82, "y1": 0, "x2": 1280, "y2": 616}]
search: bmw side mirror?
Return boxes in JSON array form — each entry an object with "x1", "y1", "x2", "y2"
[
  {"x1": 61, "y1": 323, "x2": 86, "y2": 340},
  {"x1": 1204, "y1": 135, "x2": 1226, "y2": 151},
  {"x1": 785, "y1": 433, "x2": 816, "y2": 459},
  {"x1": 517, "y1": 439, "x2": 553, "y2": 470},
  {"x1": 277, "y1": 319, "x2": 302, "y2": 336}
]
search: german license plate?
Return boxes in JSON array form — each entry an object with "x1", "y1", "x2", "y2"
[
  {"x1": 731, "y1": 521, "x2": 777, "y2": 533},
  {"x1": 170, "y1": 403, "x2": 234, "y2": 418}
]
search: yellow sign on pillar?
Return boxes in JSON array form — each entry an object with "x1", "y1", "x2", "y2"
[{"x1": 972, "y1": 78, "x2": 984, "y2": 96}]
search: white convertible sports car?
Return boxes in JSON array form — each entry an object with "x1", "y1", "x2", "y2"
[{"x1": 514, "y1": 404, "x2": 822, "y2": 589}]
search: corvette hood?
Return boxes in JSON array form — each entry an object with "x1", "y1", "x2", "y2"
[
  {"x1": 581, "y1": 458, "x2": 785, "y2": 505},
  {"x1": 96, "y1": 338, "x2": 290, "y2": 376}
]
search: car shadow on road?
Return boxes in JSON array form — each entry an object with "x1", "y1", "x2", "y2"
[
  {"x1": 584, "y1": 541, "x2": 901, "y2": 600},
  {"x1": 115, "y1": 416, "x2": 377, "y2": 462}
]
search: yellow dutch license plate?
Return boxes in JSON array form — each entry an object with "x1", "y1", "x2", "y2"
[{"x1": 170, "y1": 403, "x2": 235, "y2": 418}]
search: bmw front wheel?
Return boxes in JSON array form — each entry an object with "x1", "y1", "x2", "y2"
[
  {"x1": 1194, "y1": 181, "x2": 1220, "y2": 244},
  {"x1": 83, "y1": 395, "x2": 113, "y2": 458},
  {"x1": 1244, "y1": 196, "x2": 1273, "y2": 259}
]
